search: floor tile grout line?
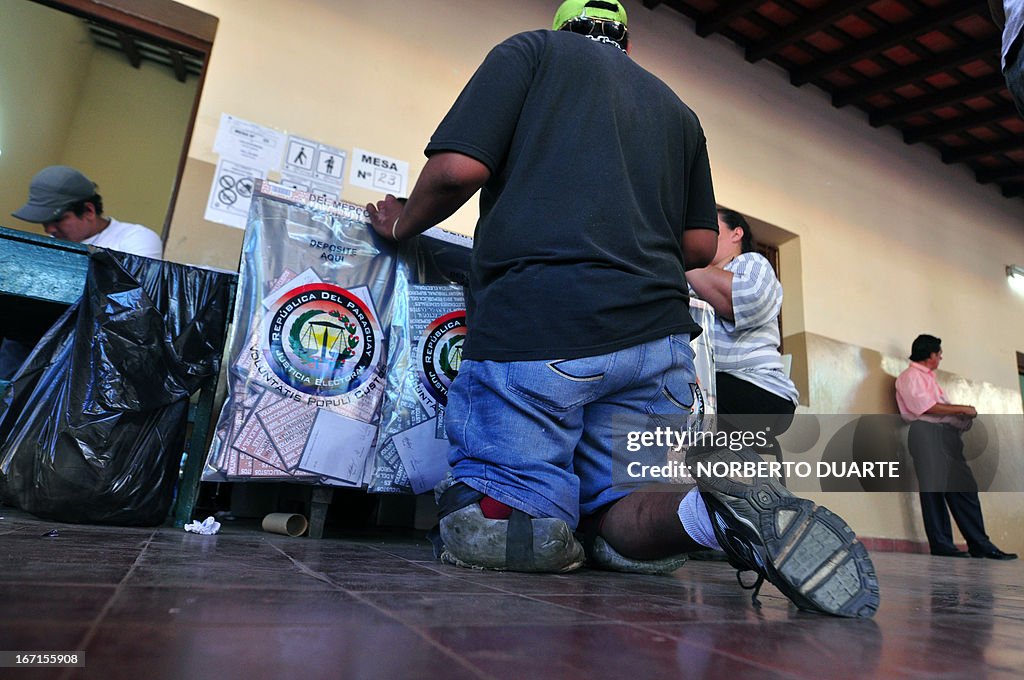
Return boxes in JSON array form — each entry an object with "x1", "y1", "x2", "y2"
[
  {"x1": 427, "y1": 575, "x2": 844, "y2": 660},
  {"x1": 619, "y1": 616, "x2": 812, "y2": 680},
  {"x1": 267, "y1": 541, "x2": 500, "y2": 680},
  {"x1": 57, "y1": 528, "x2": 160, "y2": 680},
  {"x1": 446, "y1": 569, "x2": 711, "y2": 601},
  {"x1": 279, "y1": 542, "x2": 709, "y2": 628},
  {"x1": 274, "y1": 542, "x2": 521, "y2": 590},
  {"x1": 278, "y1": 554, "x2": 812, "y2": 679}
]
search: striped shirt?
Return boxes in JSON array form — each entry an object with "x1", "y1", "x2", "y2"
[
  {"x1": 996, "y1": 1, "x2": 1024, "y2": 71},
  {"x1": 712, "y1": 252, "x2": 799, "y2": 404}
]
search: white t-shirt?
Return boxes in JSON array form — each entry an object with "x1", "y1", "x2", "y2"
[{"x1": 82, "y1": 217, "x2": 163, "y2": 259}]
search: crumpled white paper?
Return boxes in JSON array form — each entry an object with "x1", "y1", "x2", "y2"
[{"x1": 184, "y1": 516, "x2": 221, "y2": 535}]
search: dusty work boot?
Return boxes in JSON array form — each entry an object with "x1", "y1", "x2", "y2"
[
  {"x1": 583, "y1": 535, "x2": 687, "y2": 575},
  {"x1": 686, "y1": 445, "x2": 880, "y2": 618},
  {"x1": 434, "y1": 475, "x2": 585, "y2": 573}
]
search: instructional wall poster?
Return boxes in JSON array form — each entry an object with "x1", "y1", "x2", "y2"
[
  {"x1": 207, "y1": 113, "x2": 351, "y2": 229},
  {"x1": 205, "y1": 158, "x2": 265, "y2": 229},
  {"x1": 207, "y1": 113, "x2": 286, "y2": 229},
  {"x1": 213, "y1": 113, "x2": 286, "y2": 170}
]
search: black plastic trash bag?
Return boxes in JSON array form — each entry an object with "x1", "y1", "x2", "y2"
[{"x1": 0, "y1": 249, "x2": 233, "y2": 526}]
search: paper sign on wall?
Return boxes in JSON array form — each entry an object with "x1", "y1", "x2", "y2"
[
  {"x1": 205, "y1": 158, "x2": 265, "y2": 230},
  {"x1": 279, "y1": 173, "x2": 343, "y2": 203},
  {"x1": 349, "y1": 148, "x2": 408, "y2": 196},
  {"x1": 284, "y1": 136, "x2": 316, "y2": 174},
  {"x1": 283, "y1": 134, "x2": 347, "y2": 199},
  {"x1": 213, "y1": 113, "x2": 285, "y2": 171}
]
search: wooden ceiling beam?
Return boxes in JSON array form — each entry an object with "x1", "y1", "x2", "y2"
[
  {"x1": 831, "y1": 43, "x2": 993, "y2": 108},
  {"x1": 941, "y1": 136, "x2": 1024, "y2": 163},
  {"x1": 169, "y1": 49, "x2": 187, "y2": 83},
  {"x1": 695, "y1": 0, "x2": 764, "y2": 37},
  {"x1": 1001, "y1": 183, "x2": 1024, "y2": 198},
  {"x1": 791, "y1": 0, "x2": 980, "y2": 86},
  {"x1": 977, "y1": 166, "x2": 1024, "y2": 183},
  {"x1": 35, "y1": 0, "x2": 215, "y2": 56},
  {"x1": 746, "y1": 0, "x2": 878, "y2": 62},
  {"x1": 115, "y1": 29, "x2": 141, "y2": 68},
  {"x1": 903, "y1": 102, "x2": 1019, "y2": 143},
  {"x1": 870, "y1": 74, "x2": 1008, "y2": 127}
]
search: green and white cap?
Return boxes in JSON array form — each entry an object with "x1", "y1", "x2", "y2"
[{"x1": 552, "y1": 0, "x2": 628, "y2": 30}]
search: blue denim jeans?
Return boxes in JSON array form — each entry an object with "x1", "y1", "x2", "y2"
[{"x1": 445, "y1": 334, "x2": 696, "y2": 528}]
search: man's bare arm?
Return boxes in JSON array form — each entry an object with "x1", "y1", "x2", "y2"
[{"x1": 367, "y1": 152, "x2": 490, "y2": 241}]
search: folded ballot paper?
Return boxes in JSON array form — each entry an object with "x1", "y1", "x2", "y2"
[{"x1": 203, "y1": 181, "x2": 398, "y2": 487}]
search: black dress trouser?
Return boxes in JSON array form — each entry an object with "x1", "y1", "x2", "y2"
[{"x1": 907, "y1": 420, "x2": 993, "y2": 554}]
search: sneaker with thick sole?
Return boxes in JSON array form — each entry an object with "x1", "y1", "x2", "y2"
[
  {"x1": 583, "y1": 535, "x2": 687, "y2": 575},
  {"x1": 686, "y1": 445, "x2": 880, "y2": 618},
  {"x1": 434, "y1": 475, "x2": 585, "y2": 573}
]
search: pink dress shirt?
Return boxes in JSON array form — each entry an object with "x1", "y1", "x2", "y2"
[{"x1": 894, "y1": 361, "x2": 968, "y2": 428}]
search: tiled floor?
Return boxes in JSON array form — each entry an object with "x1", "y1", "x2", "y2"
[{"x1": 1, "y1": 505, "x2": 1022, "y2": 680}]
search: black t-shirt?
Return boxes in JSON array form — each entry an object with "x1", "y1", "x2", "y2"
[{"x1": 426, "y1": 30, "x2": 718, "y2": 361}]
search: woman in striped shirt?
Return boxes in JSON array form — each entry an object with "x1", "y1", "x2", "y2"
[{"x1": 687, "y1": 208, "x2": 798, "y2": 435}]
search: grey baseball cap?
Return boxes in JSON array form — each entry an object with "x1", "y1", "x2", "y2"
[{"x1": 12, "y1": 166, "x2": 97, "y2": 223}]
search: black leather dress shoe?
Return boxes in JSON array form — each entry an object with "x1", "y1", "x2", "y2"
[
  {"x1": 969, "y1": 548, "x2": 1018, "y2": 560},
  {"x1": 931, "y1": 549, "x2": 970, "y2": 558}
]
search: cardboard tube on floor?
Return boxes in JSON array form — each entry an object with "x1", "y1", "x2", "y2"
[{"x1": 262, "y1": 513, "x2": 308, "y2": 537}]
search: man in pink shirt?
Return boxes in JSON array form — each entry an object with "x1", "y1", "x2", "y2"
[{"x1": 895, "y1": 334, "x2": 1016, "y2": 560}]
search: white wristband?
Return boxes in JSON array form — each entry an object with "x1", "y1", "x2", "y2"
[{"x1": 391, "y1": 216, "x2": 400, "y2": 241}]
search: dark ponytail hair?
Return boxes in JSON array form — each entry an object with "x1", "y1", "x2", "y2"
[{"x1": 717, "y1": 208, "x2": 754, "y2": 254}]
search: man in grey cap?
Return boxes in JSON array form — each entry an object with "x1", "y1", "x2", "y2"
[
  {"x1": 12, "y1": 165, "x2": 163, "y2": 259},
  {"x1": 2, "y1": 166, "x2": 164, "y2": 379}
]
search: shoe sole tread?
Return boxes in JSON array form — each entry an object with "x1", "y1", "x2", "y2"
[{"x1": 690, "y1": 447, "x2": 880, "y2": 618}]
